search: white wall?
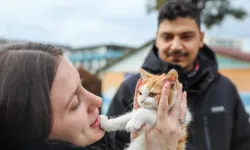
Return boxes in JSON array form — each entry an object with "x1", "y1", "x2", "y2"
[
  {"x1": 92, "y1": 47, "x2": 107, "y2": 54},
  {"x1": 104, "y1": 36, "x2": 250, "y2": 74},
  {"x1": 204, "y1": 36, "x2": 250, "y2": 53},
  {"x1": 105, "y1": 44, "x2": 153, "y2": 73},
  {"x1": 242, "y1": 39, "x2": 250, "y2": 53}
]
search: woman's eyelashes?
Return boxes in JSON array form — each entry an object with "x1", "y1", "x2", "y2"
[{"x1": 71, "y1": 95, "x2": 81, "y2": 110}]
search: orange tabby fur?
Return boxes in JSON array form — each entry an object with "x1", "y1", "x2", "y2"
[{"x1": 139, "y1": 68, "x2": 188, "y2": 150}]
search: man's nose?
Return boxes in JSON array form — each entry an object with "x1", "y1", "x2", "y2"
[{"x1": 170, "y1": 38, "x2": 183, "y2": 50}]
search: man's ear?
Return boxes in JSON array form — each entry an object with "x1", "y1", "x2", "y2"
[
  {"x1": 199, "y1": 31, "x2": 205, "y2": 48},
  {"x1": 155, "y1": 31, "x2": 159, "y2": 48}
]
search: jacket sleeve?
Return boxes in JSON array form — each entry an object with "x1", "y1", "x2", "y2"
[
  {"x1": 230, "y1": 86, "x2": 250, "y2": 150},
  {"x1": 106, "y1": 80, "x2": 136, "y2": 150}
]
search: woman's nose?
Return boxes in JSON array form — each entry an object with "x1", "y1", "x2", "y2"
[{"x1": 87, "y1": 92, "x2": 103, "y2": 113}]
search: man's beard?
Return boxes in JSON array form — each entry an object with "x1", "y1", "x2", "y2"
[
  {"x1": 165, "y1": 50, "x2": 191, "y2": 69},
  {"x1": 166, "y1": 50, "x2": 189, "y2": 57}
]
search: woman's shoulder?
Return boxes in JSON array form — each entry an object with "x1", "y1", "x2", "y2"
[
  {"x1": 84, "y1": 132, "x2": 115, "y2": 150},
  {"x1": 17, "y1": 132, "x2": 115, "y2": 150}
]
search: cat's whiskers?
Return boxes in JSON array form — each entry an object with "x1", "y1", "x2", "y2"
[{"x1": 123, "y1": 101, "x2": 138, "y2": 114}]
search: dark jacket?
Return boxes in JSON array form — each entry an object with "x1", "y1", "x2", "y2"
[
  {"x1": 4, "y1": 133, "x2": 115, "y2": 150},
  {"x1": 107, "y1": 43, "x2": 250, "y2": 150}
]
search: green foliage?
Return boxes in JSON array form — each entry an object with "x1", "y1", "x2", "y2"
[{"x1": 146, "y1": 0, "x2": 248, "y2": 29}]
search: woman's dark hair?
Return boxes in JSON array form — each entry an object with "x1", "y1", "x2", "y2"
[
  {"x1": 158, "y1": 0, "x2": 201, "y2": 29},
  {"x1": 0, "y1": 43, "x2": 63, "y2": 148}
]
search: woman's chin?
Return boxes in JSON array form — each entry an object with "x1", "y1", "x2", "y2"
[
  {"x1": 68, "y1": 128, "x2": 105, "y2": 147},
  {"x1": 87, "y1": 128, "x2": 105, "y2": 145}
]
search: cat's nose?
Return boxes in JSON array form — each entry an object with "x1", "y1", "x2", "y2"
[{"x1": 141, "y1": 99, "x2": 145, "y2": 104}]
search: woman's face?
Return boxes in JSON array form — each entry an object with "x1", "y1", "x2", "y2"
[{"x1": 49, "y1": 57, "x2": 104, "y2": 146}]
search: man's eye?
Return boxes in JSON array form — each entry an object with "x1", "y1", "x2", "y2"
[
  {"x1": 149, "y1": 92, "x2": 157, "y2": 98},
  {"x1": 163, "y1": 36, "x2": 172, "y2": 41},
  {"x1": 181, "y1": 35, "x2": 193, "y2": 40}
]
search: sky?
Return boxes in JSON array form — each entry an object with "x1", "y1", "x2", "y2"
[{"x1": 0, "y1": 0, "x2": 250, "y2": 48}]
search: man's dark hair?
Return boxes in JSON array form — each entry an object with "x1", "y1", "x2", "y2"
[
  {"x1": 0, "y1": 43, "x2": 63, "y2": 148},
  {"x1": 158, "y1": 0, "x2": 201, "y2": 29}
]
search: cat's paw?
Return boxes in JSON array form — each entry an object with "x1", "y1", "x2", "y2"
[
  {"x1": 126, "y1": 119, "x2": 143, "y2": 132},
  {"x1": 100, "y1": 115, "x2": 111, "y2": 131}
]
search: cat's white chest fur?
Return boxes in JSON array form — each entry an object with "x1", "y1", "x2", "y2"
[
  {"x1": 100, "y1": 69, "x2": 192, "y2": 150},
  {"x1": 100, "y1": 108, "x2": 157, "y2": 150},
  {"x1": 100, "y1": 108, "x2": 157, "y2": 132},
  {"x1": 100, "y1": 107, "x2": 192, "y2": 150}
]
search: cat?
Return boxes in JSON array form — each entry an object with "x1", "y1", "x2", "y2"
[{"x1": 100, "y1": 68, "x2": 192, "y2": 150}]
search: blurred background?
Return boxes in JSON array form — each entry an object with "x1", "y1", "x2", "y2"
[{"x1": 0, "y1": 0, "x2": 250, "y2": 115}]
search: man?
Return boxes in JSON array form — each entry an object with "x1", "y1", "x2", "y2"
[{"x1": 107, "y1": 1, "x2": 250, "y2": 150}]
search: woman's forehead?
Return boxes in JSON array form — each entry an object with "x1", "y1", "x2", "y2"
[{"x1": 50, "y1": 58, "x2": 80, "y2": 108}]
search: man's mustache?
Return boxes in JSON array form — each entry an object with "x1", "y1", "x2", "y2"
[{"x1": 166, "y1": 50, "x2": 189, "y2": 57}]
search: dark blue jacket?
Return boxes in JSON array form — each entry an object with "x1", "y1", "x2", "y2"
[
  {"x1": 1, "y1": 133, "x2": 115, "y2": 150},
  {"x1": 107, "y1": 43, "x2": 250, "y2": 150}
]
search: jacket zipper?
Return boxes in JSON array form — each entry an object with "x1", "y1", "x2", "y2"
[{"x1": 203, "y1": 116, "x2": 211, "y2": 150}]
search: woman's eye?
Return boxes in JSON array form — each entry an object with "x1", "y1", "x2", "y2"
[
  {"x1": 138, "y1": 91, "x2": 142, "y2": 95},
  {"x1": 149, "y1": 92, "x2": 157, "y2": 98},
  {"x1": 72, "y1": 96, "x2": 81, "y2": 110}
]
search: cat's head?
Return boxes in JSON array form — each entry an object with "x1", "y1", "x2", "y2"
[{"x1": 137, "y1": 68, "x2": 180, "y2": 110}]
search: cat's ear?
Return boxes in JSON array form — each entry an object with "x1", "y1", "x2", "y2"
[
  {"x1": 166, "y1": 69, "x2": 178, "y2": 81},
  {"x1": 162, "y1": 69, "x2": 179, "y2": 87},
  {"x1": 161, "y1": 78, "x2": 168, "y2": 85},
  {"x1": 139, "y1": 68, "x2": 153, "y2": 79}
]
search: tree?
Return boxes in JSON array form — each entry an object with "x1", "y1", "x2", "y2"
[{"x1": 146, "y1": 0, "x2": 248, "y2": 29}]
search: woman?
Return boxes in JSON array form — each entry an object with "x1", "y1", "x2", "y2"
[{"x1": 0, "y1": 43, "x2": 187, "y2": 150}]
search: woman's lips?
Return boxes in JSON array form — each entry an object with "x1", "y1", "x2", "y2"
[{"x1": 90, "y1": 115, "x2": 100, "y2": 128}]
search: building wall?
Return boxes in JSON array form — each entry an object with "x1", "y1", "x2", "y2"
[
  {"x1": 219, "y1": 69, "x2": 250, "y2": 92},
  {"x1": 101, "y1": 44, "x2": 250, "y2": 114},
  {"x1": 217, "y1": 55, "x2": 250, "y2": 69},
  {"x1": 101, "y1": 72, "x2": 126, "y2": 114},
  {"x1": 105, "y1": 45, "x2": 152, "y2": 73},
  {"x1": 204, "y1": 36, "x2": 250, "y2": 53},
  {"x1": 219, "y1": 69, "x2": 250, "y2": 114},
  {"x1": 101, "y1": 69, "x2": 250, "y2": 114}
]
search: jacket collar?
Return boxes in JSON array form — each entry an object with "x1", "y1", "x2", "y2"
[{"x1": 141, "y1": 41, "x2": 219, "y2": 91}]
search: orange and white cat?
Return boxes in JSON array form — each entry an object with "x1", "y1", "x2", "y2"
[{"x1": 100, "y1": 68, "x2": 192, "y2": 150}]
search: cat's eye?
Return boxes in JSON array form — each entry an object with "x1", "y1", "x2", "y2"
[
  {"x1": 149, "y1": 92, "x2": 157, "y2": 98},
  {"x1": 138, "y1": 91, "x2": 142, "y2": 95}
]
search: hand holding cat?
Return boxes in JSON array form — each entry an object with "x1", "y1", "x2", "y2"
[
  {"x1": 130, "y1": 78, "x2": 143, "y2": 140},
  {"x1": 131, "y1": 79, "x2": 187, "y2": 150}
]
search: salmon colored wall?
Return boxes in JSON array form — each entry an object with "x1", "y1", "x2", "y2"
[
  {"x1": 102, "y1": 72, "x2": 125, "y2": 93},
  {"x1": 102, "y1": 69, "x2": 250, "y2": 94},
  {"x1": 219, "y1": 69, "x2": 250, "y2": 92},
  {"x1": 101, "y1": 70, "x2": 250, "y2": 114}
]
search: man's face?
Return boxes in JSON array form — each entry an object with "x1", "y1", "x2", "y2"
[{"x1": 156, "y1": 17, "x2": 204, "y2": 71}]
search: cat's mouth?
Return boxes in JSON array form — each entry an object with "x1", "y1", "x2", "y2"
[{"x1": 140, "y1": 103, "x2": 157, "y2": 110}]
